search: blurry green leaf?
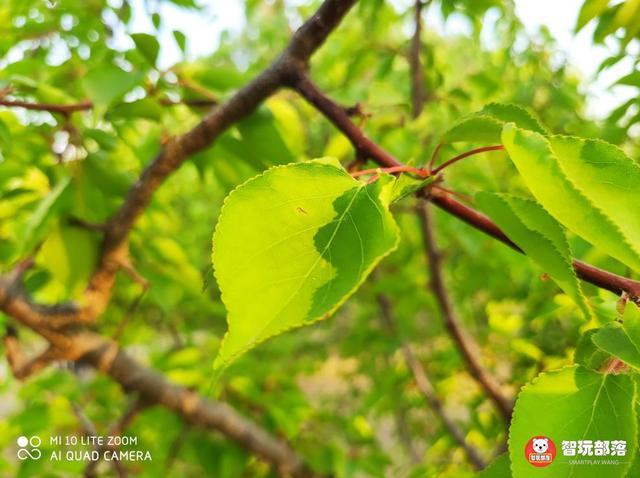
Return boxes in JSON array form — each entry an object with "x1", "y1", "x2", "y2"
[
  {"x1": 613, "y1": 70, "x2": 640, "y2": 87},
  {"x1": 212, "y1": 159, "x2": 399, "y2": 369},
  {"x1": 0, "y1": 118, "x2": 11, "y2": 146},
  {"x1": 236, "y1": 107, "x2": 296, "y2": 167},
  {"x1": 22, "y1": 177, "x2": 71, "y2": 255},
  {"x1": 36, "y1": 224, "x2": 99, "y2": 299},
  {"x1": 592, "y1": 303, "x2": 640, "y2": 369},
  {"x1": 576, "y1": 0, "x2": 610, "y2": 31},
  {"x1": 84, "y1": 128, "x2": 118, "y2": 151},
  {"x1": 477, "y1": 453, "x2": 510, "y2": 477},
  {"x1": 502, "y1": 124, "x2": 640, "y2": 272},
  {"x1": 510, "y1": 365, "x2": 636, "y2": 478},
  {"x1": 107, "y1": 98, "x2": 163, "y2": 122},
  {"x1": 173, "y1": 30, "x2": 187, "y2": 54},
  {"x1": 131, "y1": 33, "x2": 160, "y2": 67},
  {"x1": 476, "y1": 192, "x2": 590, "y2": 318},
  {"x1": 83, "y1": 66, "x2": 141, "y2": 115}
]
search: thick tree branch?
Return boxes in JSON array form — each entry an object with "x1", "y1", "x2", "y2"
[
  {"x1": 81, "y1": 0, "x2": 358, "y2": 322},
  {"x1": 417, "y1": 203, "x2": 514, "y2": 421},
  {"x1": 1, "y1": 1, "x2": 356, "y2": 474},
  {"x1": 377, "y1": 295, "x2": 486, "y2": 470},
  {"x1": 75, "y1": 332, "x2": 320, "y2": 478},
  {"x1": 3, "y1": 327, "x2": 61, "y2": 380}
]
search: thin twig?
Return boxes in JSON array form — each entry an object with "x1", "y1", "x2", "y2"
[
  {"x1": 377, "y1": 294, "x2": 486, "y2": 470},
  {"x1": 409, "y1": 0, "x2": 428, "y2": 117},
  {"x1": 416, "y1": 202, "x2": 513, "y2": 422},
  {"x1": 0, "y1": 97, "x2": 217, "y2": 114}
]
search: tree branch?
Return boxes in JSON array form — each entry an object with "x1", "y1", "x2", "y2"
[
  {"x1": 416, "y1": 202, "x2": 514, "y2": 421},
  {"x1": 0, "y1": 98, "x2": 217, "y2": 115},
  {"x1": 377, "y1": 294, "x2": 486, "y2": 470},
  {"x1": 1, "y1": 1, "x2": 357, "y2": 474},
  {"x1": 75, "y1": 332, "x2": 321, "y2": 478},
  {"x1": 81, "y1": 0, "x2": 359, "y2": 323},
  {"x1": 3, "y1": 327, "x2": 61, "y2": 380},
  {"x1": 428, "y1": 190, "x2": 640, "y2": 299},
  {"x1": 292, "y1": 78, "x2": 640, "y2": 301}
]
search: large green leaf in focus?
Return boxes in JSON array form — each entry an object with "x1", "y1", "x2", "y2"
[
  {"x1": 509, "y1": 365, "x2": 637, "y2": 478},
  {"x1": 476, "y1": 192, "x2": 590, "y2": 318},
  {"x1": 212, "y1": 159, "x2": 400, "y2": 369},
  {"x1": 502, "y1": 124, "x2": 640, "y2": 272},
  {"x1": 549, "y1": 136, "x2": 640, "y2": 261},
  {"x1": 592, "y1": 303, "x2": 640, "y2": 370}
]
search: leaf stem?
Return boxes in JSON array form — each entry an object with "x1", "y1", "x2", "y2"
[
  {"x1": 432, "y1": 145, "x2": 505, "y2": 174},
  {"x1": 350, "y1": 165, "x2": 430, "y2": 178}
]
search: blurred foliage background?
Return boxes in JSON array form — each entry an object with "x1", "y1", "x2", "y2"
[{"x1": 0, "y1": 0, "x2": 639, "y2": 476}]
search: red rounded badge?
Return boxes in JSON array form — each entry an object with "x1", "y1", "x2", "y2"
[{"x1": 525, "y1": 436, "x2": 556, "y2": 467}]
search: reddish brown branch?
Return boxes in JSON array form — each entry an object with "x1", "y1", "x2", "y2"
[
  {"x1": 428, "y1": 191, "x2": 640, "y2": 299},
  {"x1": 377, "y1": 295, "x2": 486, "y2": 470},
  {"x1": 293, "y1": 80, "x2": 640, "y2": 301},
  {"x1": 0, "y1": 98, "x2": 92, "y2": 114},
  {"x1": 294, "y1": 75, "x2": 402, "y2": 169},
  {"x1": 0, "y1": 97, "x2": 217, "y2": 115},
  {"x1": 82, "y1": 0, "x2": 359, "y2": 324},
  {"x1": 351, "y1": 165, "x2": 429, "y2": 178},
  {"x1": 417, "y1": 203, "x2": 514, "y2": 421}
]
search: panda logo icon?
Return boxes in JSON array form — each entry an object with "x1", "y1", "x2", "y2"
[
  {"x1": 533, "y1": 438, "x2": 549, "y2": 454},
  {"x1": 525, "y1": 436, "x2": 556, "y2": 467}
]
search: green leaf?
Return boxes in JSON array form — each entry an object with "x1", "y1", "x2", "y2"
[
  {"x1": 131, "y1": 33, "x2": 160, "y2": 67},
  {"x1": 576, "y1": 0, "x2": 610, "y2": 31},
  {"x1": 575, "y1": 329, "x2": 612, "y2": 370},
  {"x1": 173, "y1": 30, "x2": 187, "y2": 54},
  {"x1": 107, "y1": 98, "x2": 163, "y2": 122},
  {"x1": 509, "y1": 365, "x2": 637, "y2": 478},
  {"x1": 443, "y1": 103, "x2": 547, "y2": 144},
  {"x1": 613, "y1": 70, "x2": 640, "y2": 87},
  {"x1": 36, "y1": 224, "x2": 99, "y2": 300},
  {"x1": 549, "y1": 136, "x2": 640, "y2": 262},
  {"x1": 502, "y1": 124, "x2": 640, "y2": 272},
  {"x1": 477, "y1": 453, "x2": 510, "y2": 477},
  {"x1": 592, "y1": 303, "x2": 640, "y2": 370},
  {"x1": 476, "y1": 192, "x2": 590, "y2": 318},
  {"x1": 83, "y1": 66, "x2": 141, "y2": 115},
  {"x1": 212, "y1": 159, "x2": 400, "y2": 369},
  {"x1": 389, "y1": 174, "x2": 434, "y2": 203},
  {"x1": 21, "y1": 177, "x2": 71, "y2": 255}
]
